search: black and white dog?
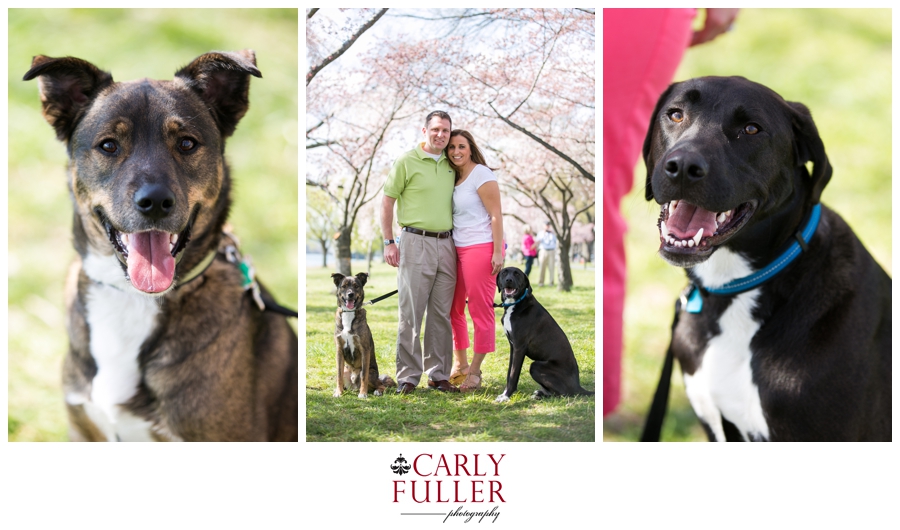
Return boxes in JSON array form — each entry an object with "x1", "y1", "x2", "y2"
[
  {"x1": 644, "y1": 76, "x2": 891, "y2": 441},
  {"x1": 495, "y1": 267, "x2": 593, "y2": 402}
]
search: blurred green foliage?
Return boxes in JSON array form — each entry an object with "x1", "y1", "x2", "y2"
[
  {"x1": 605, "y1": 8, "x2": 891, "y2": 441},
  {"x1": 8, "y1": 9, "x2": 298, "y2": 441}
]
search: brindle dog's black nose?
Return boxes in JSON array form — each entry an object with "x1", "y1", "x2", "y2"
[
  {"x1": 134, "y1": 183, "x2": 175, "y2": 220},
  {"x1": 664, "y1": 150, "x2": 708, "y2": 181}
]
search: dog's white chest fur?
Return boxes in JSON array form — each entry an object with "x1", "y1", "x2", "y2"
[
  {"x1": 502, "y1": 305, "x2": 514, "y2": 336},
  {"x1": 77, "y1": 253, "x2": 160, "y2": 441},
  {"x1": 340, "y1": 311, "x2": 356, "y2": 355},
  {"x1": 684, "y1": 248, "x2": 770, "y2": 442}
]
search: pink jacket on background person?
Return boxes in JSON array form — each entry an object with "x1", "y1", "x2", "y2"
[{"x1": 522, "y1": 233, "x2": 537, "y2": 257}]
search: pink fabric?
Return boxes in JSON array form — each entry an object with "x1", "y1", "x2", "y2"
[
  {"x1": 603, "y1": 9, "x2": 695, "y2": 416},
  {"x1": 451, "y1": 242, "x2": 498, "y2": 354},
  {"x1": 522, "y1": 234, "x2": 537, "y2": 257}
]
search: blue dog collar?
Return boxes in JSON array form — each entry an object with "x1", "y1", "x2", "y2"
[
  {"x1": 685, "y1": 204, "x2": 822, "y2": 314},
  {"x1": 494, "y1": 288, "x2": 530, "y2": 308}
]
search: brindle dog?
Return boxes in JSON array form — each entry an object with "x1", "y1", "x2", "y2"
[
  {"x1": 24, "y1": 50, "x2": 298, "y2": 441},
  {"x1": 331, "y1": 273, "x2": 396, "y2": 398}
]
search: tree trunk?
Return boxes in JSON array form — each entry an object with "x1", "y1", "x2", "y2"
[
  {"x1": 557, "y1": 238, "x2": 573, "y2": 292},
  {"x1": 335, "y1": 226, "x2": 352, "y2": 275},
  {"x1": 366, "y1": 238, "x2": 374, "y2": 275},
  {"x1": 319, "y1": 239, "x2": 329, "y2": 268}
]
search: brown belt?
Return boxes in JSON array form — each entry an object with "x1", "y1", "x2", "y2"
[{"x1": 402, "y1": 226, "x2": 452, "y2": 239}]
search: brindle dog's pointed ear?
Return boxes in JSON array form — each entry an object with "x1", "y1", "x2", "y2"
[
  {"x1": 331, "y1": 273, "x2": 345, "y2": 288},
  {"x1": 23, "y1": 55, "x2": 113, "y2": 142},
  {"x1": 642, "y1": 83, "x2": 678, "y2": 202},
  {"x1": 355, "y1": 273, "x2": 369, "y2": 287},
  {"x1": 787, "y1": 101, "x2": 832, "y2": 204},
  {"x1": 175, "y1": 50, "x2": 262, "y2": 138}
]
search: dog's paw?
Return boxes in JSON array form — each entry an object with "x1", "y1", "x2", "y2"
[
  {"x1": 495, "y1": 394, "x2": 510, "y2": 403},
  {"x1": 357, "y1": 392, "x2": 368, "y2": 399},
  {"x1": 333, "y1": 390, "x2": 343, "y2": 398},
  {"x1": 374, "y1": 389, "x2": 383, "y2": 397}
]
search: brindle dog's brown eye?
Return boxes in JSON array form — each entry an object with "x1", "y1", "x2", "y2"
[
  {"x1": 744, "y1": 124, "x2": 760, "y2": 135},
  {"x1": 668, "y1": 110, "x2": 684, "y2": 123},
  {"x1": 178, "y1": 138, "x2": 196, "y2": 152},
  {"x1": 100, "y1": 140, "x2": 118, "y2": 153}
]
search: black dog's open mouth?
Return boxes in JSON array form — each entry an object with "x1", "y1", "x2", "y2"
[
  {"x1": 503, "y1": 287, "x2": 518, "y2": 298},
  {"x1": 658, "y1": 199, "x2": 757, "y2": 255},
  {"x1": 96, "y1": 208, "x2": 195, "y2": 293}
]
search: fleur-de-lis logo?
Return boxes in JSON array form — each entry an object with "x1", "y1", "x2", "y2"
[{"x1": 391, "y1": 454, "x2": 412, "y2": 475}]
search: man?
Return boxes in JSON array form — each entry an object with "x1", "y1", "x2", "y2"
[
  {"x1": 381, "y1": 111, "x2": 459, "y2": 394},
  {"x1": 537, "y1": 221, "x2": 558, "y2": 287}
]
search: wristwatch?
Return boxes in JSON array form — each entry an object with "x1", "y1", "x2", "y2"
[{"x1": 383, "y1": 239, "x2": 395, "y2": 246}]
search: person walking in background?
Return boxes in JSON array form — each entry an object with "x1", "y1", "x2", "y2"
[
  {"x1": 537, "y1": 221, "x2": 557, "y2": 287},
  {"x1": 603, "y1": 8, "x2": 739, "y2": 415},
  {"x1": 521, "y1": 225, "x2": 537, "y2": 277},
  {"x1": 382, "y1": 110, "x2": 459, "y2": 394},
  {"x1": 445, "y1": 130, "x2": 503, "y2": 392}
]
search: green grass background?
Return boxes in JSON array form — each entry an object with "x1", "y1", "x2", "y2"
[
  {"x1": 7, "y1": 9, "x2": 299, "y2": 441},
  {"x1": 604, "y1": 8, "x2": 892, "y2": 441},
  {"x1": 306, "y1": 263, "x2": 596, "y2": 442}
]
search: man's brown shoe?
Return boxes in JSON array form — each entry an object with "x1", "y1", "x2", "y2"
[
  {"x1": 428, "y1": 379, "x2": 460, "y2": 393},
  {"x1": 397, "y1": 382, "x2": 416, "y2": 395}
]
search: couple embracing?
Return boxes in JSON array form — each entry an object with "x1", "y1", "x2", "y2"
[{"x1": 381, "y1": 110, "x2": 503, "y2": 395}]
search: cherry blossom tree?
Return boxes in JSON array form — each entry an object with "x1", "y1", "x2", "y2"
[{"x1": 306, "y1": 8, "x2": 595, "y2": 286}]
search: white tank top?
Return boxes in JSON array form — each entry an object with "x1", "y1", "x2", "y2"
[{"x1": 452, "y1": 164, "x2": 497, "y2": 247}]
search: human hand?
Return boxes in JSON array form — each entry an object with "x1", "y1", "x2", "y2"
[
  {"x1": 691, "y1": 8, "x2": 739, "y2": 47},
  {"x1": 491, "y1": 252, "x2": 503, "y2": 276},
  {"x1": 384, "y1": 244, "x2": 400, "y2": 268}
]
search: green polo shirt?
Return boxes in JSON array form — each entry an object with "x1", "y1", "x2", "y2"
[{"x1": 384, "y1": 143, "x2": 455, "y2": 231}]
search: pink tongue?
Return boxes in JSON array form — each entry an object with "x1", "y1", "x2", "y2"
[
  {"x1": 667, "y1": 202, "x2": 718, "y2": 239},
  {"x1": 126, "y1": 231, "x2": 175, "y2": 293}
]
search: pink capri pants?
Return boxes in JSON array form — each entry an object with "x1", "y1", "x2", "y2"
[{"x1": 450, "y1": 242, "x2": 498, "y2": 354}]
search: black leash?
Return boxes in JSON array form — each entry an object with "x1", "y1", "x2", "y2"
[
  {"x1": 364, "y1": 289, "x2": 398, "y2": 306},
  {"x1": 640, "y1": 297, "x2": 681, "y2": 442},
  {"x1": 262, "y1": 296, "x2": 298, "y2": 318}
]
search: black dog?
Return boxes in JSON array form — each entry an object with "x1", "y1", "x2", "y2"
[
  {"x1": 644, "y1": 76, "x2": 891, "y2": 441},
  {"x1": 494, "y1": 267, "x2": 593, "y2": 402}
]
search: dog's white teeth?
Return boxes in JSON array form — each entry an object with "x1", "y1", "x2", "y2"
[
  {"x1": 121, "y1": 233, "x2": 130, "y2": 246},
  {"x1": 169, "y1": 233, "x2": 178, "y2": 251},
  {"x1": 660, "y1": 220, "x2": 669, "y2": 239},
  {"x1": 693, "y1": 228, "x2": 703, "y2": 246},
  {"x1": 670, "y1": 200, "x2": 679, "y2": 212}
]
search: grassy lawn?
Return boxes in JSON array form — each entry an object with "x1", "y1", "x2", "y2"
[
  {"x1": 305, "y1": 262, "x2": 596, "y2": 442},
  {"x1": 603, "y1": 8, "x2": 892, "y2": 441},
  {"x1": 7, "y1": 9, "x2": 298, "y2": 441}
]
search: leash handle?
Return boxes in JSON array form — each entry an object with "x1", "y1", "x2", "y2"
[{"x1": 640, "y1": 298, "x2": 681, "y2": 442}]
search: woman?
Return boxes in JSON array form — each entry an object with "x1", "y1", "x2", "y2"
[
  {"x1": 521, "y1": 225, "x2": 537, "y2": 277},
  {"x1": 446, "y1": 130, "x2": 503, "y2": 392}
]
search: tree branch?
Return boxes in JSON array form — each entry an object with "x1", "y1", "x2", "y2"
[
  {"x1": 307, "y1": 8, "x2": 318, "y2": 19},
  {"x1": 489, "y1": 101, "x2": 594, "y2": 182},
  {"x1": 307, "y1": 8, "x2": 388, "y2": 86}
]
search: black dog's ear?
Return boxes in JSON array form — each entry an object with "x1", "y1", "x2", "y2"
[
  {"x1": 786, "y1": 101, "x2": 832, "y2": 204},
  {"x1": 175, "y1": 50, "x2": 262, "y2": 138},
  {"x1": 331, "y1": 273, "x2": 345, "y2": 288},
  {"x1": 641, "y1": 83, "x2": 678, "y2": 202},
  {"x1": 23, "y1": 55, "x2": 114, "y2": 142},
  {"x1": 355, "y1": 272, "x2": 369, "y2": 287}
]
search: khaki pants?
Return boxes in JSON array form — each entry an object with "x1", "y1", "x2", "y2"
[
  {"x1": 539, "y1": 247, "x2": 556, "y2": 286},
  {"x1": 395, "y1": 232, "x2": 457, "y2": 386}
]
